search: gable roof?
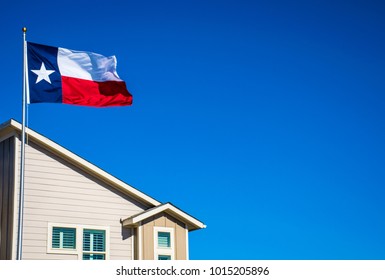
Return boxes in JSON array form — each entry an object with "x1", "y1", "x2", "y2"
[
  {"x1": 0, "y1": 119, "x2": 160, "y2": 207},
  {"x1": 122, "y1": 202, "x2": 206, "y2": 231},
  {"x1": 0, "y1": 118, "x2": 206, "y2": 231}
]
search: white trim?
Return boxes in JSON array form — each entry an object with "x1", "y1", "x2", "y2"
[
  {"x1": 47, "y1": 223, "x2": 110, "y2": 260},
  {"x1": 153, "y1": 226, "x2": 175, "y2": 260},
  {"x1": 138, "y1": 222, "x2": 142, "y2": 260},
  {"x1": 131, "y1": 228, "x2": 134, "y2": 260},
  {"x1": 122, "y1": 203, "x2": 206, "y2": 231},
  {"x1": 47, "y1": 223, "x2": 78, "y2": 256},
  {"x1": 11, "y1": 136, "x2": 20, "y2": 260}
]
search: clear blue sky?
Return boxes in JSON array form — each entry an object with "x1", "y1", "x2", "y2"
[{"x1": 1, "y1": 0, "x2": 385, "y2": 259}]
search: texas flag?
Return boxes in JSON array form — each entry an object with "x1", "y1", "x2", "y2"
[{"x1": 27, "y1": 42, "x2": 132, "y2": 107}]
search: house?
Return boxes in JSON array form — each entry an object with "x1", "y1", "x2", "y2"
[{"x1": 0, "y1": 119, "x2": 205, "y2": 260}]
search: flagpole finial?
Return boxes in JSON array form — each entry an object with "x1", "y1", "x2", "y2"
[{"x1": 22, "y1": 27, "x2": 27, "y2": 33}]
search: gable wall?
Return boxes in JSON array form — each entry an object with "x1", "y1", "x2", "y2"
[
  {"x1": 13, "y1": 137, "x2": 148, "y2": 260},
  {"x1": 140, "y1": 213, "x2": 187, "y2": 260}
]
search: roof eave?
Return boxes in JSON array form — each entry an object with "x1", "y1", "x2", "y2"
[
  {"x1": 122, "y1": 203, "x2": 206, "y2": 231},
  {"x1": 2, "y1": 119, "x2": 161, "y2": 207}
]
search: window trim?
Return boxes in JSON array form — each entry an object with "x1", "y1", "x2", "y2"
[
  {"x1": 47, "y1": 223, "x2": 79, "y2": 255},
  {"x1": 153, "y1": 226, "x2": 174, "y2": 260},
  {"x1": 47, "y1": 223, "x2": 110, "y2": 260}
]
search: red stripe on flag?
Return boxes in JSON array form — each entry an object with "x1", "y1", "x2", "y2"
[{"x1": 62, "y1": 76, "x2": 133, "y2": 107}]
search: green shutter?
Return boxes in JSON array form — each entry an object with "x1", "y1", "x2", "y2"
[
  {"x1": 158, "y1": 232, "x2": 171, "y2": 248},
  {"x1": 52, "y1": 227, "x2": 76, "y2": 249},
  {"x1": 83, "y1": 229, "x2": 105, "y2": 260},
  {"x1": 83, "y1": 229, "x2": 105, "y2": 252},
  {"x1": 83, "y1": 254, "x2": 105, "y2": 260},
  {"x1": 158, "y1": 255, "x2": 171, "y2": 260}
]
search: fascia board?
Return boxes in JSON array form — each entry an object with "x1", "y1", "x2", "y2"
[{"x1": 122, "y1": 203, "x2": 206, "y2": 231}]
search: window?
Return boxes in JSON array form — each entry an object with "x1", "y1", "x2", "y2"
[
  {"x1": 83, "y1": 229, "x2": 106, "y2": 260},
  {"x1": 158, "y1": 232, "x2": 171, "y2": 248},
  {"x1": 158, "y1": 255, "x2": 171, "y2": 260},
  {"x1": 52, "y1": 227, "x2": 76, "y2": 249},
  {"x1": 48, "y1": 223, "x2": 109, "y2": 259},
  {"x1": 154, "y1": 227, "x2": 174, "y2": 260}
]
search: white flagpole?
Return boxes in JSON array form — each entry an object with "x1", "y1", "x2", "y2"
[{"x1": 17, "y1": 27, "x2": 27, "y2": 260}]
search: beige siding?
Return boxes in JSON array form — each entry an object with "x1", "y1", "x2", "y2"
[
  {"x1": 13, "y1": 138, "x2": 147, "y2": 260},
  {"x1": 142, "y1": 220, "x2": 154, "y2": 259},
  {"x1": 175, "y1": 222, "x2": 187, "y2": 259},
  {"x1": 140, "y1": 213, "x2": 187, "y2": 260},
  {"x1": 0, "y1": 137, "x2": 15, "y2": 260},
  {"x1": 133, "y1": 228, "x2": 138, "y2": 260}
]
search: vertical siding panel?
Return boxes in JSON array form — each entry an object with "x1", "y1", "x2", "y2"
[
  {"x1": 0, "y1": 139, "x2": 4, "y2": 259},
  {"x1": 143, "y1": 214, "x2": 185, "y2": 260},
  {"x1": 6, "y1": 138, "x2": 15, "y2": 260},
  {"x1": 175, "y1": 221, "x2": 187, "y2": 260},
  {"x1": 154, "y1": 214, "x2": 165, "y2": 227},
  {"x1": 133, "y1": 228, "x2": 138, "y2": 260},
  {"x1": 142, "y1": 219, "x2": 154, "y2": 260},
  {"x1": 165, "y1": 214, "x2": 186, "y2": 260},
  {"x1": 140, "y1": 213, "x2": 188, "y2": 260},
  {"x1": 0, "y1": 137, "x2": 15, "y2": 260},
  {"x1": 165, "y1": 214, "x2": 175, "y2": 228},
  {"x1": 12, "y1": 137, "x2": 20, "y2": 260}
]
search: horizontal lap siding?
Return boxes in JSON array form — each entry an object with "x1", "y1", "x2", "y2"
[{"x1": 16, "y1": 139, "x2": 146, "y2": 260}]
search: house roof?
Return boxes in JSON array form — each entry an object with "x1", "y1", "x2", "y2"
[
  {"x1": 121, "y1": 202, "x2": 206, "y2": 231},
  {"x1": 0, "y1": 118, "x2": 206, "y2": 231},
  {"x1": 0, "y1": 119, "x2": 161, "y2": 207}
]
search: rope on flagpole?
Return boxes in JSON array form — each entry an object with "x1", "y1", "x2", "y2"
[{"x1": 16, "y1": 26, "x2": 27, "y2": 260}]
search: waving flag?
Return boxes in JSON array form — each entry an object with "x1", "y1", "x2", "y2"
[{"x1": 27, "y1": 42, "x2": 132, "y2": 107}]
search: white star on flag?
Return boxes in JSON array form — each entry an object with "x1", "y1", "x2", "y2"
[{"x1": 31, "y1": 62, "x2": 55, "y2": 84}]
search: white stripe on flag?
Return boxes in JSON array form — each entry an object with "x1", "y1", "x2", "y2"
[{"x1": 57, "y1": 47, "x2": 122, "y2": 82}]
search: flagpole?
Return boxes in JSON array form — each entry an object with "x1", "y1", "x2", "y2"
[{"x1": 17, "y1": 27, "x2": 27, "y2": 260}]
